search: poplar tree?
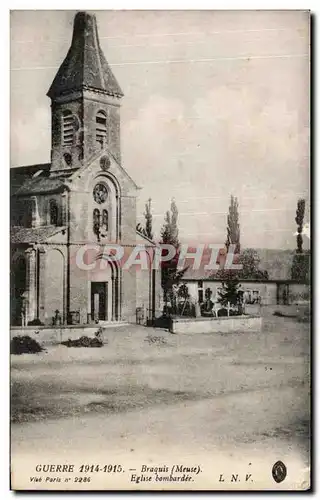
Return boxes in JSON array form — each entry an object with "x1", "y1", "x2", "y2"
[
  {"x1": 226, "y1": 195, "x2": 240, "y2": 254},
  {"x1": 295, "y1": 198, "x2": 306, "y2": 253},
  {"x1": 160, "y1": 199, "x2": 186, "y2": 310},
  {"x1": 144, "y1": 198, "x2": 153, "y2": 240}
]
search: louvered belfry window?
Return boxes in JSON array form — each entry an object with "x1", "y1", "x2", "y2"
[
  {"x1": 96, "y1": 111, "x2": 107, "y2": 148},
  {"x1": 62, "y1": 110, "x2": 74, "y2": 146}
]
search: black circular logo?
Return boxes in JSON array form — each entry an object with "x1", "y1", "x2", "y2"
[{"x1": 272, "y1": 461, "x2": 287, "y2": 483}]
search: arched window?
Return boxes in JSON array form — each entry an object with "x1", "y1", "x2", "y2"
[
  {"x1": 62, "y1": 110, "x2": 74, "y2": 146},
  {"x1": 96, "y1": 111, "x2": 107, "y2": 149},
  {"x1": 49, "y1": 200, "x2": 59, "y2": 226},
  {"x1": 93, "y1": 209, "x2": 101, "y2": 238},
  {"x1": 102, "y1": 209, "x2": 109, "y2": 232}
]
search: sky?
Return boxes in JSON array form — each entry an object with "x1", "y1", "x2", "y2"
[{"x1": 10, "y1": 10, "x2": 310, "y2": 249}]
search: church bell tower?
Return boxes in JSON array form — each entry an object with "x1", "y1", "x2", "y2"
[{"x1": 47, "y1": 11, "x2": 123, "y2": 174}]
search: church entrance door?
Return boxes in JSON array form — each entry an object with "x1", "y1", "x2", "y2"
[{"x1": 91, "y1": 282, "x2": 108, "y2": 321}]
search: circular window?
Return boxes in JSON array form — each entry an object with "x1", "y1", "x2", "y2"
[
  {"x1": 93, "y1": 183, "x2": 108, "y2": 204},
  {"x1": 100, "y1": 156, "x2": 110, "y2": 171}
]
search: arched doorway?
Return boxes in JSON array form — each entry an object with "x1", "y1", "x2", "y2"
[
  {"x1": 11, "y1": 255, "x2": 27, "y2": 326},
  {"x1": 89, "y1": 258, "x2": 120, "y2": 322}
]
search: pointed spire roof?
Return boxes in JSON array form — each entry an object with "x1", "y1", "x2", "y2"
[{"x1": 47, "y1": 12, "x2": 123, "y2": 99}]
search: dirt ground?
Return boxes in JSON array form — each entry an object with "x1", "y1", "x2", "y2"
[{"x1": 10, "y1": 307, "x2": 311, "y2": 491}]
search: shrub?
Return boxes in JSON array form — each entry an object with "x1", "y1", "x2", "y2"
[
  {"x1": 61, "y1": 335, "x2": 104, "y2": 348},
  {"x1": 11, "y1": 335, "x2": 44, "y2": 355},
  {"x1": 273, "y1": 310, "x2": 285, "y2": 317},
  {"x1": 144, "y1": 335, "x2": 167, "y2": 346},
  {"x1": 217, "y1": 308, "x2": 228, "y2": 317},
  {"x1": 153, "y1": 315, "x2": 172, "y2": 329},
  {"x1": 27, "y1": 318, "x2": 44, "y2": 326}
]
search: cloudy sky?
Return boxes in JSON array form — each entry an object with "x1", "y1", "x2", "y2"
[{"x1": 10, "y1": 10, "x2": 310, "y2": 249}]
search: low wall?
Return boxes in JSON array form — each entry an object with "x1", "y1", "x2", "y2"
[
  {"x1": 170, "y1": 315, "x2": 262, "y2": 334},
  {"x1": 10, "y1": 325, "x2": 100, "y2": 345}
]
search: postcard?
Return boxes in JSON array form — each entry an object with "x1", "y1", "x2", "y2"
[{"x1": 10, "y1": 9, "x2": 310, "y2": 490}]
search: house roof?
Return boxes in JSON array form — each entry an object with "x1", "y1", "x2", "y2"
[
  {"x1": 181, "y1": 248, "x2": 235, "y2": 280},
  {"x1": 47, "y1": 12, "x2": 123, "y2": 99},
  {"x1": 180, "y1": 247, "x2": 309, "y2": 282},
  {"x1": 10, "y1": 163, "x2": 51, "y2": 195},
  {"x1": 10, "y1": 163, "x2": 72, "y2": 196},
  {"x1": 14, "y1": 176, "x2": 66, "y2": 196},
  {"x1": 11, "y1": 226, "x2": 66, "y2": 244}
]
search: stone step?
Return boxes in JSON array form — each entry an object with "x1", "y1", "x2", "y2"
[{"x1": 97, "y1": 321, "x2": 129, "y2": 328}]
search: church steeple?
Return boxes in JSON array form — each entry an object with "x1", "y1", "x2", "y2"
[
  {"x1": 48, "y1": 12, "x2": 123, "y2": 99},
  {"x1": 48, "y1": 12, "x2": 123, "y2": 173}
]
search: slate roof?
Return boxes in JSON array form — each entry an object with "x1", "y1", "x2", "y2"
[
  {"x1": 11, "y1": 226, "x2": 66, "y2": 244},
  {"x1": 10, "y1": 163, "x2": 51, "y2": 195},
  {"x1": 14, "y1": 176, "x2": 66, "y2": 196},
  {"x1": 47, "y1": 12, "x2": 123, "y2": 99},
  {"x1": 10, "y1": 163, "x2": 71, "y2": 196},
  {"x1": 181, "y1": 248, "x2": 307, "y2": 282}
]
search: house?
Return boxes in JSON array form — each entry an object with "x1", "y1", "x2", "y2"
[{"x1": 180, "y1": 248, "x2": 310, "y2": 306}]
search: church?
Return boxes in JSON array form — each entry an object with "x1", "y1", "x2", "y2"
[{"x1": 10, "y1": 11, "x2": 161, "y2": 327}]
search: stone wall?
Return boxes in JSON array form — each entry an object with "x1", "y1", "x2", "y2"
[
  {"x1": 170, "y1": 315, "x2": 262, "y2": 334},
  {"x1": 10, "y1": 326, "x2": 99, "y2": 345}
]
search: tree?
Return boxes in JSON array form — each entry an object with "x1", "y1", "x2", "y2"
[
  {"x1": 217, "y1": 271, "x2": 241, "y2": 307},
  {"x1": 238, "y1": 248, "x2": 269, "y2": 280},
  {"x1": 177, "y1": 283, "x2": 190, "y2": 301},
  {"x1": 295, "y1": 198, "x2": 306, "y2": 254},
  {"x1": 161, "y1": 199, "x2": 179, "y2": 247},
  {"x1": 226, "y1": 195, "x2": 240, "y2": 254},
  {"x1": 160, "y1": 199, "x2": 187, "y2": 311},
  {"x1": 291, "y1": 199, "x2": 309, "y2": 283},
  {"x1": 136, "y1": 198, "x2": 154, "y2": 240},
  {"x1": 291, "y1": 252, "x2": 310, "y2": 283},
  {"x1": 144, "y1": 198, "x2": 153, "y2": 240},
  {"x1": 177, "y1": 283, "x2": 190, "y2": 316},
  {"x1": 214, "y1": 248, "x2": 268, "y2": 281}
]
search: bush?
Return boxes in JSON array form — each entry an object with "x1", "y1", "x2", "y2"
[
  {"x1": 217, "y1": 308, "x2": 228, "y2": 317},
  {"x1": 61, "y1": 334, "x2": 104, "y2": 348},
  {"x1": 144, "y1": 335, "x2": 167, "y2": 346},
  {"x1": 229, "y1": 309, "x2": 241, "y2": 316},
  {"x1": 27, "y1": 319, "x2": 44, "y2": 326},
  {"x1": 273, "y1": 310, "x2": 285, "y2": 317},
  {"x1": 153, "y1": 315, "x2": 172, "y2": 329},
  {"x1": 11, "y1": 335, "x2": 44, "y2": 355}
]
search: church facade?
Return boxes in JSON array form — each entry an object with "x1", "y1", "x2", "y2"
[{"x1": 10, "y1": 12, "x2": 161, "y2": 327}]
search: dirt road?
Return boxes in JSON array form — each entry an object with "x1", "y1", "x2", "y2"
[{"x1": 11, "y1": 313, "x2": 310, "y2": 490}]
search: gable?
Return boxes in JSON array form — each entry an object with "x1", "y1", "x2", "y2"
[{"x1": 68, "y1": 148, "x2": 139, "y2": 196}]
